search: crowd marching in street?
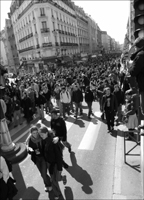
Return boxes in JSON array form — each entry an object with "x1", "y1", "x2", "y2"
[{"x1": 0, "y1": 36, "x2": 144, "y2": 200}]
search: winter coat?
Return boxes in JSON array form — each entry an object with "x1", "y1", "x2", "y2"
[
  {"x1": 101, "y1": 94, "x2": 118, "y2": 112},
  {"x1": 85, "y1": 90, "x2": 94, "y2": 103},
  {"x1": 72, "y1": 89, "x2": 83, "y2": 103}
]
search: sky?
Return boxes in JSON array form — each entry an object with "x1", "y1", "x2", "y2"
[{"x1": 0, "y1": 0, "x2": 130, "y2": 44}]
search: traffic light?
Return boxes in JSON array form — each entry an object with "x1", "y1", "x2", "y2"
[{"x1": 133, "y1": 0, "x2": 144, "y2": 39}]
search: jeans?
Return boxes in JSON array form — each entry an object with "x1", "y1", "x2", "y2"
[
  {"x1": 47, "y1": 163, "x2": 61, "y2": 197},
  {"x1": 36, "y1": 156, "x2": 51, "y2": 188},
  {"x1": 105, "y1": 110, "x2": 115, "y2": 130},
  {"x1": 62, "y1": 103, "x2": 70, "y2": 117},
  {"x1": 87, "y1": 102, "x2": 92, "y2": 117},
  {"x1": 74, "y1": 102, "x2": 83, "y2": 117}
]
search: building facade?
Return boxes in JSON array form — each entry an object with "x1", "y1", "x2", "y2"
[
  {"x1": 10, "y1": 0, "x2": 79, "y2": 73},
  {"x1": 0, "y1": 29, "x2": 15, "y2": 73},
  {"x1": 5, "y1": 19, "x2": 20, "y2": 71},
  {"x1": 101, "y1": 31, "x2": 109, "y2": 53},
  {"x1": 128, "y1": 0, "x2": 135, "y2": 47},
  {"x1": 0, "y1": 38, "x2": 8, "y2": 66},
  {"x1": 74, "y1": 5, "x2": 89, "y2": 53},
  {"x1": 88, "y1": 17, "x2": 98, "y2": 54},
  {"x1": 97, "y1": 24, "x2": 102, "y2": 53}
]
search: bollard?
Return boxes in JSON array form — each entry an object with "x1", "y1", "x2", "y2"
[
  {"x1": 0, "y1": 100, "x2": 15, "y2": 151},
  {"x1": 140, "y1": 120, "x2": 144, "y2": 199},
  {"x1": 0, "y1": 99, "x2": 28, "y2": 164}
]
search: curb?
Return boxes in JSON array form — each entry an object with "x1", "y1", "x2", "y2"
[
  {"x1": 113, "y1": 126, "x2": 143, "y2": 199},
  {"x1": 113, "y1": 129, "x2": 124, "y2": 198}
]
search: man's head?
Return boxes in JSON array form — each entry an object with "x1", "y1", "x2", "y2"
[
  {"x1": 105, "y1": 87, "x2": 111, "y2": 96},
  {"x1": 51, "y1": 109, "x2": 58, "y2": 119},
  {"x1": 39, "y1": 126, "x2": 49, "y2": 140}
]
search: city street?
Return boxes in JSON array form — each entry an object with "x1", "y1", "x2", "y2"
[{"x1": 11, "y1": 101, "x2": 117, "y2": 199}]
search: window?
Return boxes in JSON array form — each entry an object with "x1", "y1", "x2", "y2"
[
  {"x1": 53, "y1": 22, "x2": 55, "y2": 30},
  {"x1": 51, "y1": 9, "x2": 54, "y2": 18},
  {"x1": 54, "y1": 36, "x2": 57, "y2": 42},
  {"x1": 36, "y1": 38, "x2": 39, "y2": 45},
  {"x1": 40, "y1": 8, "x2": 45, "y2": 16},
  {"x1": 58, "y1": 24, "x2": 59, "y2": 29},
  {"x1": 42, "y1": 21, "x2": 47, "y2": 29},
  {"x1": 56, "y1": 11, "x2": 58, "y2": 19},
  {"x1": 28, "y1": 14, "x2": 31, "y2": 22},
  {"x1": 61, "y1": 25, "x2": 63, "y2": 30},
  {"x1": 34, "y1": 24, "x2": 37, "y2": 33},
  {"x1": 32, "y1": 11, "x2": 35, "y2": 19},
  {"x1": 26, "y1": 17, "x2": 28, "y2": 24},
  {"x1": 44, "y1": 36, "x2": 49, "y2": 43}
]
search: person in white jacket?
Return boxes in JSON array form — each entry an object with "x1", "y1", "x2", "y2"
[{"x1": 60, "y1": 86, "x2": 71, "y2": 119}]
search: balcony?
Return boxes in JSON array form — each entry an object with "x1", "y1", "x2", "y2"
[
  {"x1": 52, "y1": 29, "x2": 58, "y2": 34},
  {"x1": 55, "y1": 42, "x2": 59, "y2": 46},
  {"x1": 41, "y1": 28, "x2": 50, "y2": 33},
  {"x1": 60, "y1": 42, "x2": 65, "y2": 46},
  {"x1": 58, "y1": 29, "x2": 62, "y2": 34},
  {"x1": 19, "y1": 46, "x2": 34, "y2": 53},
  {"x1": 39, "y1": 13, "x2": 46, "y2": 17},
  {"x1": 19, "y1": 33, "x2": 33, "y2": 43},
  {"x1": 42, "y1": 42, "x2": 52, "y2": 47},
  {"x1": 36, "y1": 44, "x2": 40, "y2": 49},
  {"x1": 61, "y1": 31, "x2": 65, "y2": 34}
]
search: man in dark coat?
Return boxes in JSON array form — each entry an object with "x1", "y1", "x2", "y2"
[{"x1": 85, "y1": 86, "x2": 94, "y2": 119}]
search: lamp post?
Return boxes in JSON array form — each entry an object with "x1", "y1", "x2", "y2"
[
  {"x1": 133, "y1": 1, "x2": 144, "y2": 198},
  {"x1": 0, "y1": 72, "x2": 28, "y2": 164}
]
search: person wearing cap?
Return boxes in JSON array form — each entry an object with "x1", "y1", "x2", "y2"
[{"x1": 129, "y1": 37, "x2": 144, "y2": 117}]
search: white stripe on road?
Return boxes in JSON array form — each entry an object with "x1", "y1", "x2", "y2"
[
  {"x1": 78, "y1": 112, "x2": 102, "y2": 150},
  {"x1": 13, "y1": 129, "x2": 30, "y2": 143},
  {"x1": 13, "y1": 116, "x2": 75, "y2": 143}
]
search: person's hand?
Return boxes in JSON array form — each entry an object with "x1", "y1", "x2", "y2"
[{"x1": 53, "y1": 137, "x2": 59, "y2": 144}]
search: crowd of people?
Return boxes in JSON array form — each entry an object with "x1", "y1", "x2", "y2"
[{"x1": 0, "y1": 36, "x2": 144, "y2": 200}]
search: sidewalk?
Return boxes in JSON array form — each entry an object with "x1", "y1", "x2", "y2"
[{"x1": 113, "y1": 124, "x2": 143, "y2": 199}]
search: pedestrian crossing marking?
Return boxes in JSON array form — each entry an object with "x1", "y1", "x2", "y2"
[{"x1": 78, "y1": 112, "x2": 102, "y2": 150}]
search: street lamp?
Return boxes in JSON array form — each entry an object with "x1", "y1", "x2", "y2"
[
  {"x1": 133, "y1": 0, "x2": 144, "y2": 39},
  {"x1": 0, "y1": 73, "x2": 27, "y2": 164}
]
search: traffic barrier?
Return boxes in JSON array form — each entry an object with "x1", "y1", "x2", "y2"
[
  {"x1": 123, "y1": 129, "x2": 140, "y2": 164},
  {"x1": 140, "y1": 120, "x2": 144, "y2": 199}
]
